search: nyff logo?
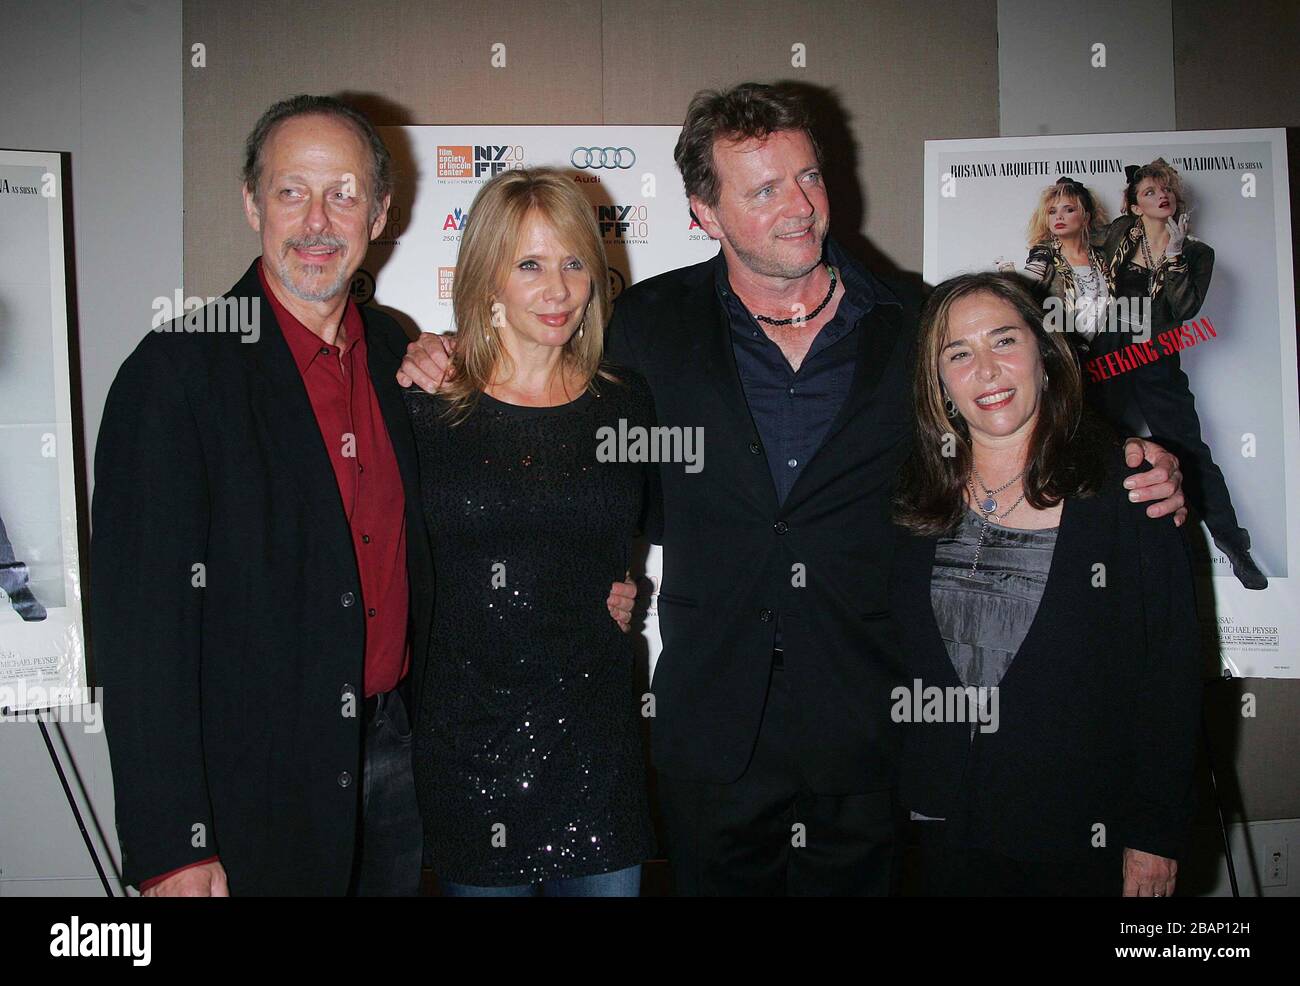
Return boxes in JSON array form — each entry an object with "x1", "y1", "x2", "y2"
[
  {"x1": 596, "y1": 204, "x2": 648, "y2": 239},
  {"x1": 436, "y1": 145, "x2": 524, "y2": 179}
]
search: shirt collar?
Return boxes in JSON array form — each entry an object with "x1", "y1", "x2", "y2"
[{"x1": 257, "y1": 257, "x2": 366, "y2": 375}]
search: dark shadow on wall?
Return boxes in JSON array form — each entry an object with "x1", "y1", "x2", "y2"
[
  {"x1": 334, "y1": 92, "x2": 422, "y2": 340},
  {"x1": 776, "y1": 80, "x2": 930, "y2": 316}
]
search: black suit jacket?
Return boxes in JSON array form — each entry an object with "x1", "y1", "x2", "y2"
[
  {"x1": 606, "y1": 240, "x2": 915, "y2": 791},
  {"x1": 889, "y1": 454, "x2": 1201, "y2": 861},
  {"x1": 90, "y1": 259, "x2": 434, "y2": 894}
]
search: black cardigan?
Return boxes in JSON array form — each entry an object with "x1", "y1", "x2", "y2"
[{"x1": 889, "y1": 452, "x2": 1202, "y2": 861}]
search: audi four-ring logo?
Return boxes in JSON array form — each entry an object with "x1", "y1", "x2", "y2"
[{"x1": 571, "y1": 146, "x2": 636, "y2": 169}]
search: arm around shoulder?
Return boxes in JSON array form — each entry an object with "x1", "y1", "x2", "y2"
[{"x1": 1118, "y1": 493, "x2": 1202, "y2": 860}]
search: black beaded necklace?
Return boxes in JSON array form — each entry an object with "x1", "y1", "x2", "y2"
[{"x1": 746, "y1": 264, "x2": 838, "y2": 326}]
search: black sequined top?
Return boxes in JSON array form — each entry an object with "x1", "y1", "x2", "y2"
[{"x1": 403, "y1": 368, "x2": 657, "y2": 886}]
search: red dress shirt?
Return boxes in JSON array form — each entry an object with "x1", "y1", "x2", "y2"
[{"x1": 258, "y1": 259, "x2": 410, "y2": 697}]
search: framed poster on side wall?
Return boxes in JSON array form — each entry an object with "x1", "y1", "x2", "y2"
[{"x1": 0, "y1": 149, "x2": 87, "y2": 713}]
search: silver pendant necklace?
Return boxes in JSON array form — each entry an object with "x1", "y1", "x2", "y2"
[
  {"x1": 972, "y1": 467, "x2": 1023, "y2": 515},
  {"x1": 963, "y1": 478, "x2": 1027, "y2": 580}
]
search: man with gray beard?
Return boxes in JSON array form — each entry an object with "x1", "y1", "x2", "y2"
[{"x1": 92, "y1": 94, "x2": 430, "y2": 896}]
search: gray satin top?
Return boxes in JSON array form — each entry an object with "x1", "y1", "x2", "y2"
[{"x1": 930, "y1": 507, "x2": 1059, "y2": 691}]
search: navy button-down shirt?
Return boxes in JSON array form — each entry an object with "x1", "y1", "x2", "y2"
[{"x1": 717, "y1": 241, "x2": 896, "y2": 506}]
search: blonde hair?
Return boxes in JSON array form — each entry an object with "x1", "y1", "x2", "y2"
[
  {"x1": 1026, "y1": 179, "x2": 1109, "y2": 247},
  {"x1": 442, "y1": 167, "x2": 613, "y2": 420}
]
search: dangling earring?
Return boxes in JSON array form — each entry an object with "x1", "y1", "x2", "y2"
[
  {"x1": 943, "y1": 391, "x2": 959, "y2": 419},
  {"x1": 577, "y1": 315, "x2": 586, "y2": 340},
  {"x1": 1050, "y1": 232, "x2": 1061, "y2": 251},
  {"x1": 1042, "y1": 370, "x2": 1050, "y2": 390},
  {"x1": 489, "y1": 300, "x2": 507, "y2": 340}
]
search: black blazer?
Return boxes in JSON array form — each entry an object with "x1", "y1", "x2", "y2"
[
  {"x1": 90, "y1": 260, "x2": 434, "y2": 894},
  {"x1": 606, "y1": 239, "x2": 915, "y2": 791},
  {"x1": 889, "y1": 453, "x2": 1201, "y2": 861}
]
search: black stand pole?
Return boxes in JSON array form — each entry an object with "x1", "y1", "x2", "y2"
[
  {"x1": 3, "y1": 705, "x2": 115, "y2": 896},
  {"x1": 1200, "y1": 676, "x2": 1241, "y2": 898}
]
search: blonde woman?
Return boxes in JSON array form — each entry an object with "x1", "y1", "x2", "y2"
[
  {"x1": 402, "y1": 168, "x2": 656, "y2": 896},
  {"x1": 1021, "y1": 177, "x2": 1112, "y2": 344}
]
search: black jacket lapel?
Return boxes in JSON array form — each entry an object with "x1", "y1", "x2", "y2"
[
  {"x1": 818, "y1": 298, "x2": 908, "y2": 453},
  {"x1": 235, "y1": 261, "x2": 354, "y2": 571},
  {"x1": 691, "y1": 254, "x2": 780, "y2": 509}
]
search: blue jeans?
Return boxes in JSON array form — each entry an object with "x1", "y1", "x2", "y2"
[{"x1": 440, "y1": 864, "x2": 642, "y2": 897}]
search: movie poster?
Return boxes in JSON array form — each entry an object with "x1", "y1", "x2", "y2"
[
  {"x1": 924, "y1": 129, "x2": 1297, "y2": 678},
  {"x1": 0, "y1": 149, "x2": 87, "y2": 712},
  {"x1": 366, "y1": 127, "x2": 719, "y2": 674}
]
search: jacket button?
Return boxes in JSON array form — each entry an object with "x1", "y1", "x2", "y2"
[
  {"x1": 759, "y1": 608, "x2": 773, "y2": 623},
  {"x1": 773, "y1": 521, "x2": 788, "y2": 535},
  {"x1": 749, "y1": 441, "x2": 762, "y2": 455},
  {"x1": 337, "y1": 771, "x2": 353, "y2": 788},
  {"x1": 341, "y1": 591, "x2": 355, "y2": 607}
]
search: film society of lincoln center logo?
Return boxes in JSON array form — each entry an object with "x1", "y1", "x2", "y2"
[
  {"x1": 437, "y1": 267, "x2": 456, "y2": 300},
  {"x1": 437, "y1": 144, "x2": 526, "y2": 179}
]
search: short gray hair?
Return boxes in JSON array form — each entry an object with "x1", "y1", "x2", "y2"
[{"x1": 241, "y1": 94, "x2": 392, "y2": 221}]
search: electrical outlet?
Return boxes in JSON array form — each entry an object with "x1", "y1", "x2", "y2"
[{"x1": 1261, "y1": 842, "x2": 1287, "y2": 888}]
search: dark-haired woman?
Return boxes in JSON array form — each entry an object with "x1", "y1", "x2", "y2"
[
  {"x1": 891, "y1": 272, "x2": 1202, "y2": 896},
  {"x1": 1091, "y1": 159, "x2": 1265, "y2": 589}
]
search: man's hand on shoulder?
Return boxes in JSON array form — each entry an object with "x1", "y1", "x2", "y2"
[
  {"x1": 396, "y1": 332, "x2": 456, "y2": 393},
  {"x1": 1123, "y1": 437, "x2": 1187, "y2": 526},
  {"x1": 141, "y1": 860, "x2": 229, "y2": 897}
]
